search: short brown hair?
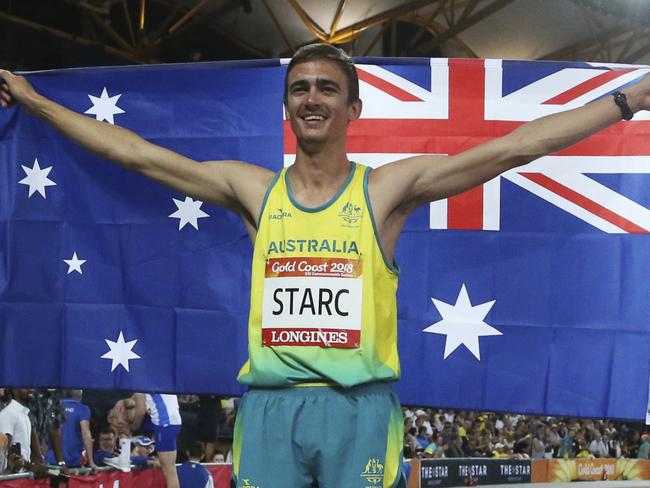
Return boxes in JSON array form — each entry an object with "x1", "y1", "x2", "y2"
[{"x1": 284, "y1": 43, "x2": 359, "y2": 105}]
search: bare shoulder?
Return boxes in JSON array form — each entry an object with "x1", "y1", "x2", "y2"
[
  {"x1": 200, "y1": 159, "x2": 276, "y2": 224},
  {"x1": 367, "y1": 155, "x2": 446, "y2": 217},
  {"x1": 202, "y1": 159, "x2": 275, "y2": 188}
]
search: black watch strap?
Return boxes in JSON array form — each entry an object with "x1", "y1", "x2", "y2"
[{"x1": 612, "y1": 91, "x2": 633, "y2": 120}]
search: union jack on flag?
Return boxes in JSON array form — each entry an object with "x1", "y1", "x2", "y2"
[
  {"x1": 288, "y1": 58, "x2": 650, "y2": 233},
  {"x1": 2, "y1": 58, "x2": 650, "y2": 420}
]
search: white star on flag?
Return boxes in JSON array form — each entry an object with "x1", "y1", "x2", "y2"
[
  {"x1": 19, "y1": 158, "x2": 57, "y2": 198},
  {"x1": 84, "y1": 87, "x2": 125, "y2": 124},
  {"x1": 63, "y1": 252, "x2": 87, "y2": 274},
  {"x1": 169, "y1": 196, "x2": 209, "y2": 230},
  {"x1": 101, "y1": 331, "x2": 141, "y2": 372},
  {"x1": 423, "y1": 284, "x2": 501, "y2": 360}
]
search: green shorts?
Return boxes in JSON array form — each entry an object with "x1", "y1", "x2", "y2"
[{"x1": 232, "y1": 382, "x2": 406, "y2": 488}]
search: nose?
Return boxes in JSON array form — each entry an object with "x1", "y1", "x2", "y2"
[{"x1": 305, "y1": 85, "x2": 322, "y2": 106}]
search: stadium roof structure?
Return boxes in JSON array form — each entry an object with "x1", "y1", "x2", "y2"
[{"x1": 2, "y1": 0, "x2": 650, "y2": 69}]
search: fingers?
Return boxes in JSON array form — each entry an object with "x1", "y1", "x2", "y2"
[{"x1": 0, "y1": 82, "x2": 13, "y2": 108}]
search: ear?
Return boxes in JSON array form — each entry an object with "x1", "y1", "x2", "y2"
[
  {"x1": 284, "y1": 104, "x2": 290, "y2": 120},
  {"x1": 348, "y1": 98, "x2": 362, "y2": 121}
]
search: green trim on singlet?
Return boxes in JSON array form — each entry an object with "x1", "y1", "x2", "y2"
[
  {"x1": 363, "y1": 166, "x2": 400, "y2": 275},
  {"x1": 256, "y1": 170, "x2": 282, "y2": 230},
  {"x1": 285, "y1": 161, "x2": 356, "y2": 213}
]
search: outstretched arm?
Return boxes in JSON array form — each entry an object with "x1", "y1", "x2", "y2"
[
  {"x1": 369, "y1": 72, "x2": 650, "y2": 258},
  {"x1": 0, "y1": 70, "x2": 274, "y2": 230},
  {"x1": 375, "y1": 74, "x2": 650, "y2": 211}
]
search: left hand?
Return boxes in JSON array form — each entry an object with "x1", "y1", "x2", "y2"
[{"x1": 6, "y1": 453, "x2": 24, "y2": 473}]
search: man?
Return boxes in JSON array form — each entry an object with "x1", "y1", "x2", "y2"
[
  {"x1": 28, "y1": 389, "x2": 65, "y2": 469},
  {"x1": 637, "y1": 433, "x2": 650, "y2": 459},
  {"x1": 60, "y1": 389, "x2": 97, "y2": 469},
  {"x1": 1, "y1": 43, "x2": 649, "y2": 488},
  {"x1": 589, "y1": 431, "x2": 608, "y2": 458},
  {"x1": 129, "y1": 435, "x2": 159, "y2": 468},
  {"x1": 0, "y1": 389, "x2": 8, "y2": 455},
  {"x1": 0, "y1": 389, "x2": 34, "y2": 473},
  {"x1": 558, "y1": 428, "x2": 576, "y2": 459},
  {"x1": 177, "y1": 441, "x2": 214, "y2": 488},
  {"x1": 127, "y1": 393, "x2": 181, "y2": 488},
  {"x1": 415, "y1": 425, "x2": 430, "y2": 450},
  {"x1": 93, "y1": 425, "x2": 118, "y2": 467},
  {"x1": 103, "y1": 434, "x2": 159, "y2": 470},
  {"x1": 423, "y1": 434, "x2": 445, "y2": 458},
  {"x1": 531, "y1": 425, "x2": 546, "y2": 459},
  {"x1": 82, "y1": 389, "x2": 131, "y2": 436},
  {"x1": 196, "y1": 395, "x2": 220, "y2": 463}
]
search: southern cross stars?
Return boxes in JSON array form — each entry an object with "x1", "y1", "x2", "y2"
[
  {"x1": 84, "y1": 87, "x2": 125, "y2": 124},
  {"x1": 19, "y1": 158, "x2": 57, "y2": 198},
  {"x1": 169, "y1": 196, "x2": 209, "y2": 230},
  {"x1": 63, "y1": 252, "x2": 87, "y2": 274},
  {"x1": 101, "y1": 331, "x2": 141, "y2": 372},
  {"x1": 423, "y1": 284, "x2": 502, "y2": 360}
]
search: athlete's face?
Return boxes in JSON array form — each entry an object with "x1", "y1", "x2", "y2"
[{"x1": 285, "y1": 59, "x2": 362, "y2": 148}]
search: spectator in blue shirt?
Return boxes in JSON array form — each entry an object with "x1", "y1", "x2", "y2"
[
  {"x1": 60, "y1": 390, "x2": 96, "y2": 470},
  {"x1": 93, "y1": 425, "x2": 118, "y2": 467},
  {"x1": 638, "y1": 434, "x2": 650, "y2": 459},
  {"x1": 416, "y1": 426, "x2": 430, "y2": 450},
  {"x1": 558, "y1": 428, "x2": 576, "y2": 459},
  {"x1": 177, "y1": 441, "x2": 213, "y2": 488}
]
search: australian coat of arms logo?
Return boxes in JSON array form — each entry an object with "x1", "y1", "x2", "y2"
[{"x1": 339, "y1": 202, "x2": 362, "y2": 226}]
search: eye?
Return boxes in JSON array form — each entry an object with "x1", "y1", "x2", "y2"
[{"x1": 290, "y1": 84, "x2": 308, "y2": 95}]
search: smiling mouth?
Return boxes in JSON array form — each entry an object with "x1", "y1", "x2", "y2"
[{"x1": 301, "y1": 114, "x2": 326, "y2": 122}]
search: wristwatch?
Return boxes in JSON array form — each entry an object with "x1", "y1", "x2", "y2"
[{"x1": 612, "y1": 91, "x2": 633, "y2": 120}]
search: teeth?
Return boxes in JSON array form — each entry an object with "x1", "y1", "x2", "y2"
[{"x1": 304, "y1": 115, "x2": 324, "y2": 121}]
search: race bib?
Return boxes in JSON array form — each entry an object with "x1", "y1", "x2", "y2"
[{"x1": 261, "y1": 257, "x2": 362, "y2": 348}]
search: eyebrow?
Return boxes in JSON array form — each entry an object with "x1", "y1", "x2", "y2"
[
  {"x1": 316, "y1": 78, "x2": 341, "y2": 90},
  {"x1": 289, "y1": 78, "x2": 341, "y2": 91}
]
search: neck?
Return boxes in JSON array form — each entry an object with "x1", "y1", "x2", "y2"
[
  {"x1": 289, "y1": 157, "x2": 351, "y2": 208},
  {"x1": 288, "y1": 135, "x2": 353, "y2": 208},
  {"x1": 292, "y1": 137, "x2": 351, "y2": 181}
]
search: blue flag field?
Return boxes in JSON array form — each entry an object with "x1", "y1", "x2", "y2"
[{"x1": 1, "y1": 57, "x2": 650, "y2": 421}]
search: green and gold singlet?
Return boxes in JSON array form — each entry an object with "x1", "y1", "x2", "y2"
[{"x1": 237, "y1": 162, "x2": 401, "y2": 387}]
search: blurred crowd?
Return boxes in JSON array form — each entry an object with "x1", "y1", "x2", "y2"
[
  {"x1": 1, "y1": 387, "x2": 649, "y2": 481},
  {"x1": 0, "y1": 388, "x2": 237, "y2": 479},
  {"x1": 403, "y1": 407, "x2": 650, "y2": 460}
]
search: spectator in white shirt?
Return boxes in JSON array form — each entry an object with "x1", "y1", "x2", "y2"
[
  {"x1": 589, "y1": 431, "x2": 609, "y2": 458},
  {"x1": 0, "y1": 389, "x2": 33, "y2": 473}
]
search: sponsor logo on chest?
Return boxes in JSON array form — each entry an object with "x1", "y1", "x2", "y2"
[{"x1": 261, "y1": 257, "x2": 363, "y2": 348}]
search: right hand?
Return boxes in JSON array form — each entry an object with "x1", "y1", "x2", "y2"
[
  {"x1": 0, "y1": 70, "x2": 39, "y2": 111},
  {"x1": 28, "y1": 461, "x2": 49, "y2": 478}
]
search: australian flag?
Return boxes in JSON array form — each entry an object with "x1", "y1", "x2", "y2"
[{"x1": 2, "y1": 57, "x2": 650, "y2": 421}]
